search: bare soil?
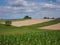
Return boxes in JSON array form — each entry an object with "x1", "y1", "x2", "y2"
[
  {"x1": 40, "y1": 23, "x2": 60, "y2": 30},
  {"x1": 11, "y1": 19, "x2": 53, "y2": 27}
]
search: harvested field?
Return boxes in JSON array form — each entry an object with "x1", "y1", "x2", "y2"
[
  {"x1": 40, "y1": 23, "x2": 60, "y2": 30},
  {"x1": 11, "y1": 19, "x2": 53, "y2": 27}
]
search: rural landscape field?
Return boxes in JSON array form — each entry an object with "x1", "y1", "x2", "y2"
[
  {"x1": 0, "y1": 0, "x2": 60, "y2": 45},
  {"x1": 0, "y1": 18, "x2": 60, "y2": 45}
]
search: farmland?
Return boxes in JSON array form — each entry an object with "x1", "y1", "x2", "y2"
[
  {"x1": 0, "y1": 31, "x2": 60, "y2": 45},
  {"x1": 0, "y1": 18, "x2": 60, "y2": 45},
  {"x1": 11, "y1": 19, "x2": 53, "y2": 27},
  {"x1": 40, "y1": 23, "x2": 60, "y2": 30}
]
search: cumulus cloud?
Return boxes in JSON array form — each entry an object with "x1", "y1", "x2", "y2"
[
  {"x1": 8, "y1": 0, "x2": 28, "y2": 7},
  {"x1": 0, "y1": 0, "x2": 60, "y2": 19}
]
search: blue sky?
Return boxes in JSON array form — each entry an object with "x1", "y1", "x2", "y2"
[{"x1": 0, "y1": 0, "x2": 60, "y2": 19}]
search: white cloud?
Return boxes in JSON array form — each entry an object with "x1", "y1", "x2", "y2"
[
  {"x1": 43, "y1": 3, "x2": 54, "y2": 7},
  {"x1": 9, "y1": 0, "x2": 28, "y2": 7},
  {"x1": 0, "y1": 0, "x2": 60, "y2": 19}
]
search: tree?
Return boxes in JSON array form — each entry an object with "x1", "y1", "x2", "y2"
[
  {"x1": 5, "y1": 20, "x2": 12, "y2": 26},
  {"x1": 43, "y1": 17, "x2": 50, "y2": 19},
  {"x1": 23, "y1": 16, "x2": 32, "y2": 19},
  {"x1": 43, "y1": 17, "x2": 47, "y2": 19}
]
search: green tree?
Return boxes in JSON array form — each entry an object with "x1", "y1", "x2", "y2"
[
  {"x1": 43, "y1": 17, "x2": 50, "y2": 19},
  {"x1": 23, "y1": 16, "x2": 32, "y2": 19},
  {"x1": 43, "y1": 17, "x2": 47, "y2": 19},
  {"x1": 5, "y1": 20, "x2": 12, "y2": 26}
]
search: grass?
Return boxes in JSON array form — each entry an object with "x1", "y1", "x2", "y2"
[
  {"x1": 0, "y1": 24, "x2": 45, "y2": 35},
  {"x1": 0, "y1": 31, "x2": 60, "y2": 45},
  {"x1": 0, "y1": 18, "x2": 60, "y2": 45},
  {"x1": 0, "y1": 19, "x2": 31, "y2": 22}
]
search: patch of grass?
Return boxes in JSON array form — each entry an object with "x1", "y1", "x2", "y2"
[
  {"x1": 0, "y1": 24, "x2": 44, "y2": 35},
  {"x1": 0, "y1": 19, "x2": 31, "y2": 22},
  {"x1": 0, "y1": 31, "x2": 60, "y2": 45}
]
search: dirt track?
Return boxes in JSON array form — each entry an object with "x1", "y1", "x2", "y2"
[
  {"x1": 12, "y1": 19, "x2": 53, "y2": 27},
  {"x1": 40, "y1": 23, "x2": 60, "y2": 30}
]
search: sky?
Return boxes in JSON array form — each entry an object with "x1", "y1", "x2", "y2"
[{"x1": 0, "y1": 0, "x2": 60, "y2": 19}]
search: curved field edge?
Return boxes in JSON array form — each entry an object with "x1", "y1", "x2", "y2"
[
  {"x1": 0, "y1": 18, "x2": 60, "y2": 35},
  {"x1": 25, "y1": 18, "x2": 60, "y2": 28},
  {"x1": 39, "y1": 23, "x2": 60, "y2": 30},
  {"x1": 20, "y1": 18, "x2": 60, "y2": 30}
]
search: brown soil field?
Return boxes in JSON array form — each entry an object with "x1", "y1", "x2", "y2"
[
  {"x1": 39, "y1": 23, "x2": 60, "y2": 30},
  {"x1": 11, "y1": 19, "x2": 53, "y2": 27}
]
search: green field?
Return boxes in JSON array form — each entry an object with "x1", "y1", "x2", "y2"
[
  {"x1": 0, "y1": 19, "x2": 26, "y2": 23},
  {"x1": 0, "y1": 18, "x2": 60, "y2": 45}
]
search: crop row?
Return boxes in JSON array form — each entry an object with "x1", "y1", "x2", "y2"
[{"x1": 0, "y1": 31, "x2": 60, "y2": 45}]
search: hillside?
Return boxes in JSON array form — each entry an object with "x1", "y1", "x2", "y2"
[
  {"x1": 11, "y1": 19, "x2": 53, "y2": 27},
  {"x1": 0, "y1": 18, "x2": 60, "y2": 35},
  {"x1": 0, "y1": 18, "x2": 60, "y2": 45}
]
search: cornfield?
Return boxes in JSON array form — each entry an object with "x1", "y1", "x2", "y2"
[{"x1": 0, "y1": 31, "x2": 60, "y2": 45}]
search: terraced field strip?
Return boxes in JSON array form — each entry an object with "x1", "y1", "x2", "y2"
[
  {"x1": 39, "y1": 23, "x2": 60, "y2": 30},
  {"x1": 12, "y1": 19, "x2": 53, "y2": 27}
]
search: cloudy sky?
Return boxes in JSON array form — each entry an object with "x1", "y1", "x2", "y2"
[{"x1": 0, "y1": 0, "x2": 60, "y2": 19}]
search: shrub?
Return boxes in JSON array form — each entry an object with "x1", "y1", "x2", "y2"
[{"x1": 5, "y1": 20, "x2": 12, "y2": 26}]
